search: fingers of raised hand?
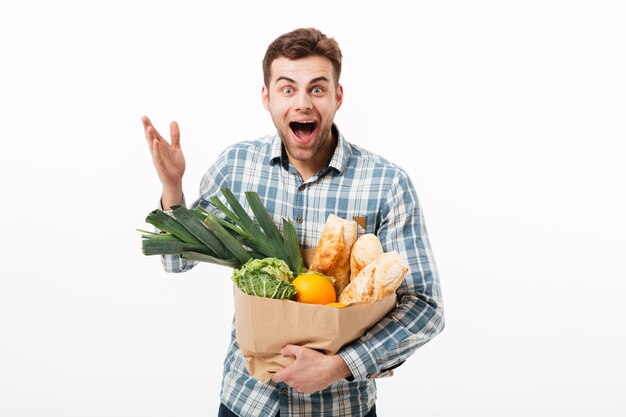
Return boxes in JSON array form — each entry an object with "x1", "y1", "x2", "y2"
[
  {"x1": 142, "y1": 115, "x2": 155, "y2": 142},
  {"x1": 169, "y1": 121, "x2": 181, "y2": 147},
  {"x1": 151, "y1": 136, "x2": 173, "y2": 164},
  {"x1": 142, "y1": 115, "x2": 167, "y2": 145}
]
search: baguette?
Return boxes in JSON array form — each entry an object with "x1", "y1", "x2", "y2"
[
  {"x1": 309, "y1": 214, "x2": 357, "y2": 296},
  {"x1": 349, "y1": 233, "x2": 384, "y2": 282},
  {"x1": 338, "y1": 251, "x2": 408, "y2": 305}
]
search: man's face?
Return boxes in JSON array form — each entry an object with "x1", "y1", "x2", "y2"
[{"x1": 262, "y1": 55, "x2": 343, "y2": 177}]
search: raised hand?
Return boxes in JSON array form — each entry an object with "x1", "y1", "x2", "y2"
[{"x1": 142, "y1": 115, "x2": 186, "y2": 209}]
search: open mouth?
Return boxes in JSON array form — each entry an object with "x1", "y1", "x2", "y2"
[{"x1": 289, "y1": 121, "x2": 317, "y2": 141}]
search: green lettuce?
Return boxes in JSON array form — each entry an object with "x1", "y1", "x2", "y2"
[{"x1": 232, "y1": 258, "x2": 296, "y2": 299}]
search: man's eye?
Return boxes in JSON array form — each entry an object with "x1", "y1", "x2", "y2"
[
  {"x1": 282, "y1": 87, "x2": 293, "y2": 94},
  {"x1": 312, "y1": 87, "x2": 323, "y2": 94}
]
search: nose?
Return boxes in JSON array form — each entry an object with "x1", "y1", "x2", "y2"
[{"x1": 295, "y1": 90, "x2": 312, "y2": 111}]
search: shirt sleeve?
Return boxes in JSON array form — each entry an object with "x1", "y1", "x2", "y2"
[
  {"x1": 159, "y1": 150, "x2": 232, "y2": 273},
  {"x1": 338, "y1": 169, "x2": 445, "y2": 380}
]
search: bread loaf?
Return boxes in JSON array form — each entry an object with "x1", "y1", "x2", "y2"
[
  {"x1": 309, "y1": 214, "x2": 357, "y2": 296},
  {"x1": 349, "y1": 234, "x2": 384, "y2": 282},
  {"x1": 338, "y1": 251, "x2": 408, "y2": 305}
]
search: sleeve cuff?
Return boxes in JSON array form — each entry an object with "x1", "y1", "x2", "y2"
[
  {"x1": 339, "y1": 340, "x2": 405, "y2": 381},
  {"x1": 158, "y1": 194, "x2": 186, "y2": 212},
  {"x1": 338, "y1": 340, "x2": 379, "y2": 381}
]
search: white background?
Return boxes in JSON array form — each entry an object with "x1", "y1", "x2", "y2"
[{"x1": 1, "y1": 1, "x2": 625, "y2": 416}]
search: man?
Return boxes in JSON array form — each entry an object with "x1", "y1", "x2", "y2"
[{"x1": 142, "y1": 27, "x2": 444, "y2": 417}]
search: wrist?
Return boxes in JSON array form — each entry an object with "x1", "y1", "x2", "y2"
[
  {"x1": 161, "y1": 188, "x2": 183, "y2": 210},
  {"x1": 331, "y1": 354, "x2": 352, "y2": 380}
]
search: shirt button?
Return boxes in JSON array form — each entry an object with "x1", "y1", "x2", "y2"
[
  {"x1": 297, "y1": 216, "x2": 303, "y2": 224},
  {"x1": 298, "y1": 184, "x2": 306, "y2": 191},
  {"x1": 281, "y1": 388, "x2": 288, "y2": 394}
]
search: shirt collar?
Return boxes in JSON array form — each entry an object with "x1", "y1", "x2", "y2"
[{"x1": 269, "y1": 124, "x2": 351, "y2": 175}]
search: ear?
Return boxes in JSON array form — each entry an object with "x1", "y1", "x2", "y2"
[
  {"x1": 262, "y1": 85, "x2": 270, "y2": 111},
  {"x1": 335, "y1": 84, "x2": 344, "y2": 110}
]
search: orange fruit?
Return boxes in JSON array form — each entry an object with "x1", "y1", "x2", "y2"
[
  {"x1": 326, "y1": 302, "x2": 346, "y2": 308},
  {"x1": 292, "y1": 273, "x2": 336, "y2": 305}
]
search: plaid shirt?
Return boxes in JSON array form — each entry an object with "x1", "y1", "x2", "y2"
[{"x1": 161, "y1": 127, "x2": 444, "y2": 417}]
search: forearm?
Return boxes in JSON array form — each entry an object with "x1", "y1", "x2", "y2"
[
  {"x1": 160, "y1": 185, "x2": 183, "y2": 211},
  {"x1": 157, "y1": 193, "x2": 198, "y2": 273},
  {"x1": 161, "y1": 253, "x2": 198, "y2": 273},
  {"x1": 338, "y1": 287, "x2": 444, "y2": 380}
]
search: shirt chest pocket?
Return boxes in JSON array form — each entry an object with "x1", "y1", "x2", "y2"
[{"x1": 342, "y1": 213, "x2": 378, "y2": 236}]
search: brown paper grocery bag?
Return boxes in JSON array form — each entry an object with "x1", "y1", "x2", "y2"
[{"x1": 234, "y1": 286, "x2": 396, "y2": 383}]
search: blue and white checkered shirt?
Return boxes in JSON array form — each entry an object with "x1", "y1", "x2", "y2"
[{"x1": 161, "y1": 127, "x2": 444, "y2": 417}]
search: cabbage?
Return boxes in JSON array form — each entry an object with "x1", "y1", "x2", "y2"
[{"x1": 232, "y1": 258, "x2": 296, "y2": 299}]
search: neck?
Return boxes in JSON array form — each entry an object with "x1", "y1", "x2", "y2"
[{"x1": 290, "y1": 126, "x2": 337, "y2": 181}]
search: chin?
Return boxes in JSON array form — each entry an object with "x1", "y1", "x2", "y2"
[{"x1": 285, "y1": 145, "x2": 317, "y2": 162}]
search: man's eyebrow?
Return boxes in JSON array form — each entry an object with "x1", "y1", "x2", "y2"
[
  {"x1": 274, "y1": 76, "x2": 331, "y2": 84},
  {"x1": 309, "y1": 76, "x2": 330, "y2": 84},
  {"x1": 275, "y1": 76, "x2": 296, "y2": 84}
]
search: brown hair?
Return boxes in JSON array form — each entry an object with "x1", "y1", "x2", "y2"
[{"x1": 262, "y1": 28, "x2": 343, "y2": 87}]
